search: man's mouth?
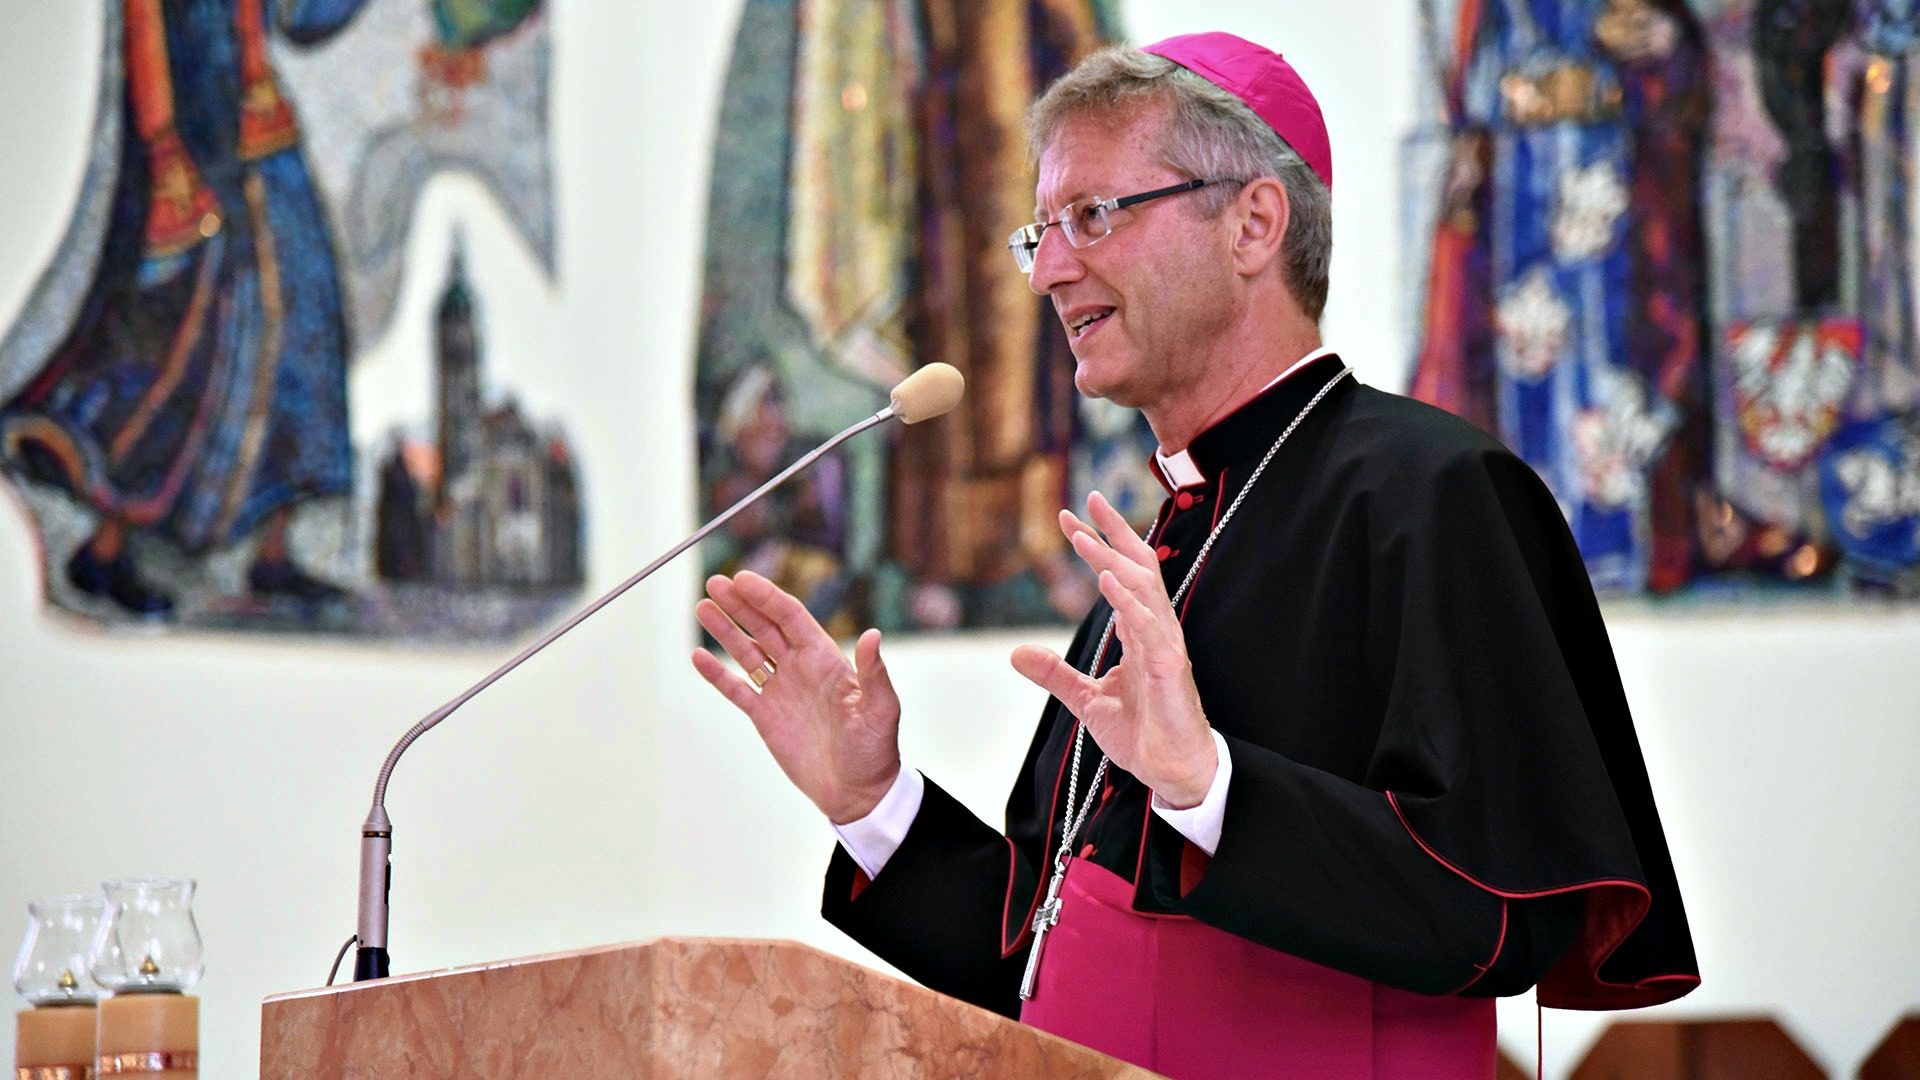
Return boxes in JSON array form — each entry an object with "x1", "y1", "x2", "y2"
[{"x1": 1069, "y1": 308, "x2": 1115, "y2": 338}]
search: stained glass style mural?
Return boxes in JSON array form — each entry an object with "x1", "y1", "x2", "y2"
[{"x1": 1406, "y1": 0, "x2": 1920, "y2": 598}]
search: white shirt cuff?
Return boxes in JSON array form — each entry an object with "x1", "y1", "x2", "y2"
[
  {"x1": 1150, "y1": 729, "x2": 1231, "y2": 856},
  {"x1": 832, "y1": 767, "x2": 925, "y2": 879}
]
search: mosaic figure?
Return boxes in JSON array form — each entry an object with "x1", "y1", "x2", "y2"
[
  {"x1": 694, "y1": 0, "x2": 1134, "y2": 633},
  {"x1": 0, "y1": 0, "x2": 565, "y2": 634},
  {"x1": 1412, "y1": 0, "x2": 1714, "y2": 593},
  {"x1": 1, "y1": 0, "x2": 367, "y2": 618}
]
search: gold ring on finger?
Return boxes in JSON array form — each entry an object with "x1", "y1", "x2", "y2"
[{"x1": 747, "y1": 658, "x2": 777, "y2": 689}]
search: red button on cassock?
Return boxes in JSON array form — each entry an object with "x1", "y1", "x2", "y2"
[
  {"x1": 1175, "y1": 491, "x2": 1196, "y2": 510},
  {"x1": 1156, "y1": 545, "x2": 1174, "y2": 561}
]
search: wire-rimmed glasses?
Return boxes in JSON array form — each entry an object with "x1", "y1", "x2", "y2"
[{"x1": 1007, "y1": 177, "x2": 1240, "y2": 274}]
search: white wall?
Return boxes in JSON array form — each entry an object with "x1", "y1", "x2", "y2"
[{"x1": 1, "y1": 1, "x2": 1914, "y2": 1075}]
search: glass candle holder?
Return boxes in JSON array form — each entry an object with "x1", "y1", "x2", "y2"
[
  {"x1": 11, "y1": 894, "x2": 105, "y2": 1006},
  {"x1": 88, "y1": 878, "x2": 203, "y2": 994}
]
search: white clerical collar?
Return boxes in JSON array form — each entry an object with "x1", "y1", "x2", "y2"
[{"x1": 1155, "y1": 346, "x2": 1338, "y2": 488}]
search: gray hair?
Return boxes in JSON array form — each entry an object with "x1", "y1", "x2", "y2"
[{"x1": 1027, "y1": 46, "x2": 1332, "y2": 322}]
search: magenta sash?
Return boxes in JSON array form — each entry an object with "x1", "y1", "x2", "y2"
[{"x1": 1019, "y1": 860, "x2": 1495, "y2": 1078}]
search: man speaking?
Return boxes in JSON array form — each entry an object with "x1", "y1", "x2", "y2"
[{"x1": 691, "y1": 31, "x2": 1699, "y2": 1077}]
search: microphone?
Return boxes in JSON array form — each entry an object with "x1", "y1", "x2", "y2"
[
  {"x1": 349, "y1": 363, "x2": 965, "y2": 982},
  {"x1": 888, "y1": 361, "x2": 965, "y2": 423}
]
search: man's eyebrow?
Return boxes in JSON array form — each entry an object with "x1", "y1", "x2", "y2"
[{"x1": 1034, "y1": 189, "x2": 1096, "y2": 221}]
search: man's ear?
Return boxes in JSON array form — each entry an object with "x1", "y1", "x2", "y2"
[{"x1": 1230, "y1": 177, "x2": 1290, "y2": 278}]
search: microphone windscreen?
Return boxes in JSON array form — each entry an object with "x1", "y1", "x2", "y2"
[{"x1": 890, "y1": 363, "x2": 966, "y2": 423}]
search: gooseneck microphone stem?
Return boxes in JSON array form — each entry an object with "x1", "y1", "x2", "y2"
[{"x1": 352, "y1": 403, "x2": 903, "y2": 981}]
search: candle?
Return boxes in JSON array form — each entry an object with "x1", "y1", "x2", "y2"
[
  {"x1": 15, "y1": 1004, "x2": 97, "y2": 1079},
  {"x1": 96, "y1": 994, "x2": 198, "y2": 1078}
]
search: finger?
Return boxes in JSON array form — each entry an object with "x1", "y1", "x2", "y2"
[
  {"x1": 1063, "y1": 503, "x2": 1158, "y2": 591},
  {"x1": 1067, "y1": 528, "x2": 1122, "y2": 579},
  {"x1": 1058, "y1": 507, "x2": 1100, "y2": 546},
  {"x1": 1010, "y1": 643, "x2": 1099, "y2": 715},
  {"x1": 734, "y1": 570, "x2": 834, "y2": 655},
  {"x1": 1098, "y1": 568, "x2": 1179, "y2": 656},
  {"x1": 1071, "y1": 528, "x2": 1157, "y2": 593},
  {"x1": 1098, "y1": 568, "x2": 1157, "y2": 622},
  {"x1": 696, "y1": 598, "x2": 774, "y2": 672},
  {"x1": 1086, "y1": 491, "x2": 1160, "y2": 568},
  {"x1": 691, "y1": 648, "x2": 762, "y2": 714},
  {"x1": 707, "y1": 574, "x2": 792, "y2": 657}
]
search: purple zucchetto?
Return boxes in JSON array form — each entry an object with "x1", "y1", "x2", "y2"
[{"x1": 1142, "y1": 31, "x2": 1334, "y2": 192}]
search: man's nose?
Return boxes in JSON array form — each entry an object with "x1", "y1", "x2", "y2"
[{"x1": 1027, "y1": 226, "x2": 1084, "y2": 296}]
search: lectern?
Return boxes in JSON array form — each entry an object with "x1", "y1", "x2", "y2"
[{"x1": 260, "y1": 937, "x2": 1157, "y2": 1078}]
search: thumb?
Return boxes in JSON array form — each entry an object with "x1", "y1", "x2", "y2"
[
  {"x1": 1011, "y1": 644, "x2": 1095, "y2": 714},
  {"x1": 854, "y1": 628, "x2": 897, "y2": 700}
]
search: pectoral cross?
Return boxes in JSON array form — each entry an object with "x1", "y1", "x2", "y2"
[{"x1": 1018, "y1": 857, "x2": 1070, "y2": 1000}]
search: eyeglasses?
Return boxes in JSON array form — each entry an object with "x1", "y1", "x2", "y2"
[{"x1": 1007, "y1": 178, "x2": 1240, "y2": 274}]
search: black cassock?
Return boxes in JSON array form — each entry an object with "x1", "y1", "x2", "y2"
[{"x1": 824, "y1": 353, "x2": 1700, "y2": 1018}]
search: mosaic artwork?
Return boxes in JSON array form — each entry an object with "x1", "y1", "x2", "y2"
[
  {"x1": 693, "y1": 0, "x2": 1157, "y2": 634},
  {"x1": 1406, "y1": 0, "x2": 1920, "y2": 599},
  {"x1": 0, "y1": 0, "x2": 575, "y2": 639}
]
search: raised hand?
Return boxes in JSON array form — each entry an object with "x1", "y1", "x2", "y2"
[
  {"x1": 1010, "y1": 491, "x2": 1218, "y2": 808},
  {"x1": 691, "y1": 571, "x2": 903, "y2": 824}
]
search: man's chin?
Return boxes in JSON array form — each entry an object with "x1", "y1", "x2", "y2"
[
  {"x1": 1073, "y1": 362, "x2": 1138, "y2": 406},
  {"x1": 1072, "y1": 373, "x2": 1109, "y2": 403}
]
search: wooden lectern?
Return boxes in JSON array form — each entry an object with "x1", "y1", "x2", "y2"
[{"x1": 260, "y1": 937, "x2": 1158, "y2": 1078}]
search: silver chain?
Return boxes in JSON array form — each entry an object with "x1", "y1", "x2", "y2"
[{"x1": 1052, "y1": 366, "x2": 1354, "y2": 868}]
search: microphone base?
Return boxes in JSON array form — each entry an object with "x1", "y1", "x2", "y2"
[{"x1": 352, "y1": 946, "x2": 390, "y2": 982}]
